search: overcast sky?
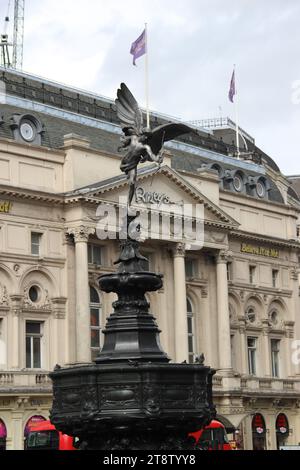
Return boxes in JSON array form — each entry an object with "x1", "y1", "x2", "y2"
[{"x1": 1, "y1": 0, "x2": 300, "y2": 175}]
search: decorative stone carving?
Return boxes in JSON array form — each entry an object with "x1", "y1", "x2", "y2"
[
  {"x1": 172, "y1": 242, "x2": 186, "y2": 257},
  {"x1": 0, "y1": 285, "x2": 9, "y2": 306},
  {"x1": 216, "y1": 249, "x2": 230, "y2": 264},
  {"x1": 207, "y1": 231, "x2": 227, "y2": 243},
  {"x1": 201, "y1": 286, "x2": 208, "y2": 298},
  {"x1": 67, "y1": 225, "x2": 95, "y2": 243},
  {"x1": 64, "y1": 233, "x2": 74, "y2": 246},
  {"x1": 23, "y1": 285, "x2": 51, "y2": 310}
]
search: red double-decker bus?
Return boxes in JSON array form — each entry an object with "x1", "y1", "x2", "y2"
[
  {"x1": 25, "y1": 420, "x2": 76, "y2": 451},
  {"x1": 188, "y1": 419, "x2": 232, "y2": 450}
]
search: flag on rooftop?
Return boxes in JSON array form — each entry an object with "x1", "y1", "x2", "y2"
[
  {"x1": 130, "y1": 29, "x2": 146, "y2": 66},
  {"x1": 228, "y1": 69, "x2": 236, "y2": 103}
]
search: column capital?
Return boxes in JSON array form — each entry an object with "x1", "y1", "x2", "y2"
[
  {"x1": 172, "y1": 242, "x2": 186, "y2": 258},
  {"x1": 67, "y1": 225, "x2": 95, "y2": 243},
  {"x1": 216, "y1": 249, "x2": 232, "y2": 264}
]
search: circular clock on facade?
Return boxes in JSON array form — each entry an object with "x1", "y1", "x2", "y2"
[{"x1": 20, "y1": 120, "x2": 36, "y2": 142}]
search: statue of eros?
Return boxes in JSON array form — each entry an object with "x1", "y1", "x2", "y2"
[{"x1": 115, "y1": 83, "x2": 193, "y2": 206}]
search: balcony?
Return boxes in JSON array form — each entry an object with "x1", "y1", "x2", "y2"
[
  {"x1": 0, "y1": 371, "x2": 52, "y2": 392},
  {"x1": 212, "y1": 374, "x2": 300, "y2": 396}
]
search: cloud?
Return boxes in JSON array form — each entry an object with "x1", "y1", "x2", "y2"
[{"x1": 0, "y1": 0, "x2": 299, "y2": 173}]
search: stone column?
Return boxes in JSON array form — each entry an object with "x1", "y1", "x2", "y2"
[
  {"x1": 199, "y1": 286, "x2": 214, "y2": 366},
  {"x1": 283, "y1": 324, "x2": 293, "y2": 378},
  {"x1": 216, "y1": 250, "x2": 232, "y2": 372},
  {"x1": 10, "y1": 296, "x2": 22, "y2": 369},
  {"x1": 238, "y1": 319, "x2": 248, "y2": 374},
  {"x1": 172, "y1": 243, "x2": 188, "y2": 362},
  {"x1": 11, "y1": 411, "x2": 24, "y2": 450},
  {"x1": 290, "y1": 268, "x2": 300, "y2": 376},
  {"x1": 51, "y1": 298, "x2": 67, "y2": 367},
  {"x1": 68, "y1": 226, "x2": 94, "y2": 363},
  {"x1": 262, "y1": 320, "x2": 271, "y2": 377}
]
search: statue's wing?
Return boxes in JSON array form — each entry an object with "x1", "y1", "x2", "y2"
[
  {"x1": 147, "y1": 123, "x2": 193, "y2": 155},
  {"x1": 115, "y1": 83, "x2": 143, "y2": 132}
]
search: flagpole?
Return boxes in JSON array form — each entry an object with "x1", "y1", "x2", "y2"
[
  {"x1": 145, "y1": 22, "x2": 150, "y2": 129},
  {"x1": 234, "y1": 65, "x2": 240, "y2": 159}
]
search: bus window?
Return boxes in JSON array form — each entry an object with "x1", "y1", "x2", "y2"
[
  {"x1": 27, "y1": 430, "x2": 60, "y2": 450},
  {"x1": 189, "y1": 420, "x2": 232, "y2": 451}
]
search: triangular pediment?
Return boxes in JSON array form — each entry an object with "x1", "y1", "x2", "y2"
[{"x1": 67, "y1": 165, "x2": 239, "y2": 229}]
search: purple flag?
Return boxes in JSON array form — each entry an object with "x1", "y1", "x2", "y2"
[
  {"x1": 130, "y1": 29, "x2": 146, "y2": 66},
  {"x1": 228, "y1": 69, "x2": 236, "y2": 103}
]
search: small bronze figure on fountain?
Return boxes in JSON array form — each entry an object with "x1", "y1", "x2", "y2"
[{"x1": 115, "y1": 83, "x2": 192, "y2": 205}]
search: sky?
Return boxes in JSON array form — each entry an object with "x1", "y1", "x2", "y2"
[{"x1": 1, "y1": 0, "x2": 300, "y2": 175}]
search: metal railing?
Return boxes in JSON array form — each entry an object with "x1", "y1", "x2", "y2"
[{"x1": 189, "y1": 117, "x2": 255, "y2": 145}]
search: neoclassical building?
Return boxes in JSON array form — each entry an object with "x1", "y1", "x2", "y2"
[{"x1": 0, "y1": 67, "x2": 300, "y2": 450}]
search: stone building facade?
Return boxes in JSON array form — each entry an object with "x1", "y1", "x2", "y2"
[{"x1": 0, "y1": 67, "x2": 299, "y2": 450}]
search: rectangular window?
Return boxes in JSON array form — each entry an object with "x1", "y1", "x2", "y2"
[
  {"x1": 272, "y1": 269, "x2": 279, "y2": 288},
  {"x1": 249, "y1": 266, "x2": 256, "y2": 284},
  {"x1": 187, "y1": 299, "x2": 195, "y2": 364},
  {"x1": 185, "y1": 259, "x2": 197, "y2": 278},
  {"x1": 247, "y1": 337, "x2": 257, "y2": 375},
  {"x1": 90, "y1": 286, "x2": 102, "y2": 362},
  {"x1": 187, "y1": 315, "x2": 195, "y2": 364},
  {"x1": 271, "y1": 339, "x2": 280, "y2": 377},
  {"x1": 31, "y1": 232, "x2": 42, "y2": 256},
  {"x1": 227, "y1": 262, "x2": 233, "y2": 281},
  {"x1": 88, "y1": 244, "x2": 102, "y2": 265},
  {"x1": 26, "y1": 322, "x2": 42, "y2": 369}
]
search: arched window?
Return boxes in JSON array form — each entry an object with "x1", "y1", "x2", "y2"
[
  {"x1": 276, "y1": 413, "x2": 289, "y2": 449},
  {"x1": 0, "y1": 419, "x2": 7, "y2": 450},
  {"x1": 252, "y1": 413, "x2": 266, "y2": 450},
  {"x1": 186, "y1": 297, "x2": 195, "y2": 364},
  {"x1": 245, "y1": 306, "x2": 256, "y2": 324},
  {"x1": 90, "y1": 286, "x2": 102, "y2": 361}
]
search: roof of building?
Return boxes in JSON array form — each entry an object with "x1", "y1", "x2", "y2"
[
  {"x1": 287, "y1": 176, "x2": 300, "y2": 200},
  {"x1": 0, "y1": 67, "x2": 293, "y2": 206}
]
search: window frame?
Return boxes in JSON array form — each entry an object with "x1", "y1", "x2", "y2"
[
  {"x1": 25, "y1": 321, "x2": 43, "y2": 369},
  {"x1": 272, "y1": 269, "x2": 279, "y2": 288},
  {"x1": 249, "y1": 265, "x2": 256, "y2": 285},
  {"x1": 186, "y1": 297, "x2": 196, "y2": 364},
  {"x1": 90, "y1": 286, "x2": 102, "y2": 361},
  {"x1": 88, "y1": 244, "x2": 103, "y2": 266},
  {"x1": 31, "y1": 232, "x2": 42, "y2": 257},
  {"x1": 227, "y1": 262, "x2": 233, "y2": 281},
  {"x1": 185, "y1": 258, "x2": 198, "y2": 279},
  {"x1": 247, "y1": 336, "x2": 257, "y2": 375},
  {"x1": 271, "y1": 338, "x2": 280, "y2": 378}
]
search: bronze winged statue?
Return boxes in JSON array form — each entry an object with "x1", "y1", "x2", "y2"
[{"x1": 115, "y1": 83, "x2": 193, "y2": 205}]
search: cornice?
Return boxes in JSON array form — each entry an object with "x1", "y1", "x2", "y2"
[
  {"x1": 230, "y1": 229, "x2": 300, "y2": 250},
  {"x1": 0, "y1": 185, "x2": 64, "y2": 205}
]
